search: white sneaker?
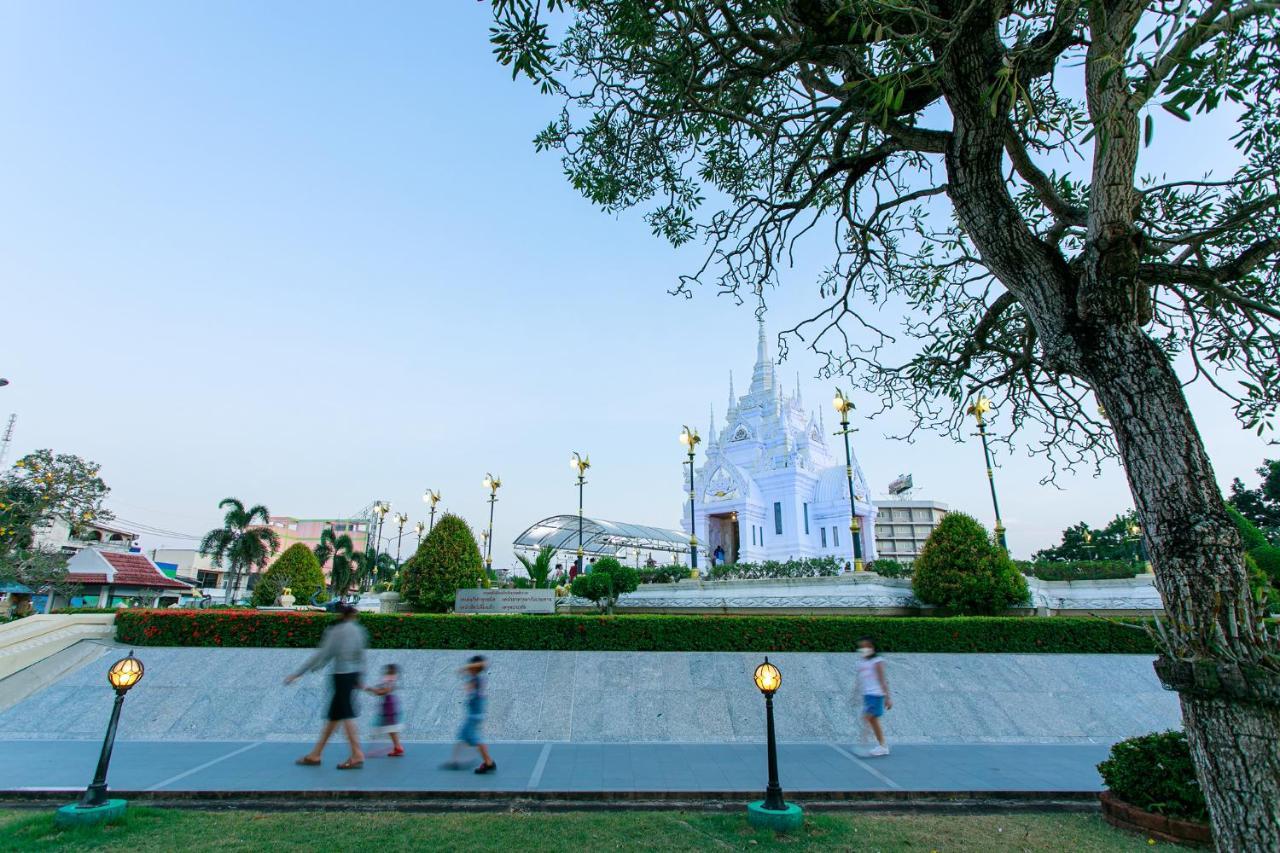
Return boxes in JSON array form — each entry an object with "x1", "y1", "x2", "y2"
[{"x1": 869, "y1": 745, "x2": 890, "y2": 757}]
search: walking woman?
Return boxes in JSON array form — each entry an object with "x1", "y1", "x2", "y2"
[
  {"x1": 285, "y1": 603, "x2": 369, "y2": 769},
  {"x1": 855, "y1": 635, "x2": 892, "y2": 756}
]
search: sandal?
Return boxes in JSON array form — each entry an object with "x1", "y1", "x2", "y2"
[
  {"x1": 295, "y1": 756, "x2": 322, "y2": 766},
  {"x1": 337, "y1": 759, "x2": 364, "y2": 770}
]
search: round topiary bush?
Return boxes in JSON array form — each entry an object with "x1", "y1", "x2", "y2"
[
  {"x1": 250, "y1": 543, "x2": 324, "y2": 607},
  {"x1": 569, "y1": 556, "x2": 639, "y2": 613},
  {"x1": 400, "y1": 513, "x2": 485, "y2": 612},
  {"x1": 911, "y1": 512, "x2": 1028, "y2": 615},
  {"x1": 1097, "y1": 730, "x2": 1207, "y2": 822}
]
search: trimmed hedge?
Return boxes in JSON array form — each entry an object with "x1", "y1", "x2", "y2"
[
  {"x1": 115, "y1": 609, "x2": 1158, "y2": 653},
  {"x1": 1018, "y1": 560, "x2": 1140, "y2": 581}
]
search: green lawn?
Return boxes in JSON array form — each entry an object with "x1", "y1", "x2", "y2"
[{"x1": 0, "y1": 808, "x2": 1167, "y2": 851}]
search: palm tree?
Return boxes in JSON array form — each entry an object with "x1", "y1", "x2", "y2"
[
  {"x1": 198, "y1": 498, "x2": 279, "y2": 604},
  {"x1": 352, "y1": 550, "x2": 395, "y2": 593},
  {"x1": 515, "y1": 545, "x2": 555, "y2": 589},
  {"x1": 315, "y1": 527, "x2": 355, "y2": 598}
]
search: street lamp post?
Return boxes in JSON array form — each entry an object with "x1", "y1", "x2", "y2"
[
  {"x1": 393, "y1": 512, "x2": 409, "y2": 566},
  {"x1": 679, "y1": 426, "x2": 701, "y2": 573},
  {"x1": 967, "y1": 396, "x2": 1008, "y2": 551},
  {"x1": 414, "y1": 521, "x2": 426, "y2": 548},
  {"x1": 370, "y1": 502, "x2": 390, "y2": 593},
  {"x1": 56, "y1": 652, "x2": 145, "y2": 826},
  {"x1": 832, "y1": 390, "x2": 865, "y2": 572},
  {"x1": 482, "y1": 474, "x2": 501, "y2": 571},
  {"x1": 1128, "y1": 522, "x2": 1144, "y2": 565},
  {"x1": 746, "y1": 657, "x2": 803, "y2": 830},
  {"x1": 423, "y1": 489, "x2": 441, "y2": 532},
  {"x1": 570, "y1": 452, "x2": 590, "y2": 574}
]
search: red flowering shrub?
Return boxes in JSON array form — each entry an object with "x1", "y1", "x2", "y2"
[{"x1": 114, "y1": 609, "x2": 1157, "y2": 653}]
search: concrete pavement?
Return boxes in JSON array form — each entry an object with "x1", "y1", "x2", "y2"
[{"x1": 0, "y1": 739, "x2": 1110, "y2": 797}]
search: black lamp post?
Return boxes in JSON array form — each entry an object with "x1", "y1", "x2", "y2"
[
  {"x1": 680, "y1": 426, "x2": 701, "y2": 573},
  {"x1": 414, "y1": 520, "x2": 425, "y2": 549},
  {"x1": 746, "y1": 657, "x2": 803, "y2": 830},
  {"x1": 423, "y1": 489, "x2": 440, "y2": 533},
  {"x1": 483, "y1": 474, "x2": 501, "y2": 571},
  {"x1": 967, "y1": 396, "x2": 1008, "y2": 551},
  {"x1": 59, "y1": 650, "x2": 143, "y2": 819},
  {"x1": 832, "y1": 390, "x2": 865, "y2": 571},
  {"x1": 393, "y1": 512, "x2": 409, "y2": 566},
  {"x1": 570, "y1": 452, "x2": 590, "y2": 574}
]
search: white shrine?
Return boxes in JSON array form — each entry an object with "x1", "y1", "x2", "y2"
[{"x1": 683, "y1": 323, "x2": 878, "y2": 566}]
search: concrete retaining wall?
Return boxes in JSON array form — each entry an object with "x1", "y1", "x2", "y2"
[{"x1": 0, "y1": 646, "x2": 1179, "y2": 745}]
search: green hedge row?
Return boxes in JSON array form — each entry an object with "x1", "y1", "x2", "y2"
[
  {"x1": 115, "y1": 610, "x2": 1158, "y2": 653},
  {"x1": 1016, "y1": 560, "x2": 1142, "y2": 581}
]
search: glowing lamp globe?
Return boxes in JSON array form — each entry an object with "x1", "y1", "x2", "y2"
[
  {"x1": 753, "y1": 658, "x2": 781, "y2": 696},
  {"x1": 107, "y1": 653, "x2": 144, "y2": 693}
]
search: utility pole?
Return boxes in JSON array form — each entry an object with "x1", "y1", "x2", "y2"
[{"x1": 0, "y1": 414, "x2": 15, "y2": 468}]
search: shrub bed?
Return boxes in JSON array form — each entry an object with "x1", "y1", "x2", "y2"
[
  {"x1": 116, "y1": 609, "x2": 1157, "y2": 653},
  {"x1": 708, "y1": 556, "x2": 842, "y2": 580},
  {"x1": 1097, "y1": 730, "x2": 1208, "y2": 822},
  {"x1": 1018, "y1": 560, "x2": 1141, "y2": 581}
]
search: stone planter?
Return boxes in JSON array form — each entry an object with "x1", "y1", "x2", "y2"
[
  {"x1": 378, "y1": 591, "x2": 401, "y2": 614},
  {"x1": 1100, "y1": 791, "x2": 1211, "y2": 847},
  {"x1": 278, "y1": 594, "x2": 296, "y2": 609}
]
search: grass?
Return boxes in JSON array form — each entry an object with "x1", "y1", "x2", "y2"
[{"x1": 0, "y1": 808, "x2": 1167, "y2": 851}]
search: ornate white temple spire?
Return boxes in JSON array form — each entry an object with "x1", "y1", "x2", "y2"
[
  {"x1": 728, "y1": 371, "x2": 736, "y2": 411},
  {"x1": 750, "y1": 318, "x2": 776, "y2": 395},
  {"x1": 709, "y1": 404, "x2": 716, "y2": 445},
  {"x1": 795, "y1": 372, "x2": 802, "y2": 405}
]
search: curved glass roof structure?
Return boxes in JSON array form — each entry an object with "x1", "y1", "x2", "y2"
[{"x1": 514, "y1": 515, "x2": 689, "y2": 558}]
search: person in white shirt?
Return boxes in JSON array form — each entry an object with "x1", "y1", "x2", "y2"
[
  {"x1": 855, "y1": 636, "x2": 892, "y2": 756},
  {"x1": 285, "y1": 603, "x2": 369, "y2": 769}
]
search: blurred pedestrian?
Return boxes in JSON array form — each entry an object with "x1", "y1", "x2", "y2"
[{"x1": 285, "y1": 602, "x2": 368, "y2": 769}]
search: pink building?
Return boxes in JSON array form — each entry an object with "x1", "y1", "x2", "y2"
[{"x1": 262, "y1": 516, "x2": 372, "y2": 579}]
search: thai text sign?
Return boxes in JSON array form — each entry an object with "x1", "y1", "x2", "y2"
[{"x1": 455, "y1": 588, "x2": 556, "y2": 614}]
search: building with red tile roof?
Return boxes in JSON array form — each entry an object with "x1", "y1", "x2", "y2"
[{"x1": 58, "y1": 547, "x2": 194, "y2": 608}]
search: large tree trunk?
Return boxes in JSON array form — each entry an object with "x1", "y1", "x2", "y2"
[
  {"x1": 931, "y1": 13, "x2": 1280, "y2": 846},
  {"x1": 1080, "y1": 325, "x2": 1280, "y2": 852}
]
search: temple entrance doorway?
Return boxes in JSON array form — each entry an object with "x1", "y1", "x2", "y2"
[{"x1": 707, "y1": 512, "x2": 740, "y2": 566}]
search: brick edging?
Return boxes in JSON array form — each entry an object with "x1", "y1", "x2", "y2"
[{"x1": 1099, "y1": 791, "x2": 1211, "y2": 846}]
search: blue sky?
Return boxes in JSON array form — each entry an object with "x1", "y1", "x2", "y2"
[{"x1": 1, "y1": 2, "x2": 1272, "y2": 566}]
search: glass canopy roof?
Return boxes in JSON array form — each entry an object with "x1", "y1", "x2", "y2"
[{"x1": 513, "y1": 515, "x2": 689, "y2": 557}]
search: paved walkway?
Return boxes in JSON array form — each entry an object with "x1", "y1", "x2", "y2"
[{"x1": 0, "y1": 740, "x2": 1108, "y2": 796}]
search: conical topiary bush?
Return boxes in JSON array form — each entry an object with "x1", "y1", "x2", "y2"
[
  {"x1": 400, "y1": 512, "x2": 486, "y2": 612},
  {"x1": 912, "y1": 512, "x2": 1028, "y2": 615},
  {"x1": 250, "y1": 542, "x2": 325, "y2": 607}
]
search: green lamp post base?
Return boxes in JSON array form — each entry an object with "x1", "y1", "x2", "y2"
[
  {"x1": 747, "y1": 800, "x2": 804, "y2": 832},
  {"x1": 55, "y1": 800, "x2": 127, "y2": 827}
]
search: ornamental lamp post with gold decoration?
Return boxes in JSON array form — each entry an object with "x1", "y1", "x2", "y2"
[
  {"x1": 422, "y1": 489, "x2": 441, "y2": 533},
  {"x1": 570, "y1": 452, "x2": 590, "y2": 575},
  {"x1": 56, "y1": 652, "x2": 145, "y2": 826},
  {"x1": 832, "y1": 390, "x2": 864, "y2": 572},
  {"x1": 679, "y1": 426, "x2": 701, "y2": 574},
  {"x1": 966, "y1": 396, "x2": 1008, "y2": 551},
  {"x1": 413, "y1": 520, "x2": 426, "y2": 548},
  {"x1": 482, "y1": 474, "x2": 501, "y2": 571}
]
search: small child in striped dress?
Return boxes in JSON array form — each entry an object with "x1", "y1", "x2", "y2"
[{"x1": 365, "y1": 663, "x2": 404, "y2": 757}]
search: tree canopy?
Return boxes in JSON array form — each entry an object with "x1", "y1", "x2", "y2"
[
  {"x1": 1229, "y1": 458, "x2": 1280, "y2": 541},
  {"x1": 486, "y1": 3, "x2": 1280, "y2": 844},
  {"x1": 1033, "y1": 510, "x2": 1141, "y2": 561},
  {"x1": 0, "y1": 450, "x2": 112, "y2": 553},
  {"x1": 491, "y1": 0, "x2": 1280, "y2": 469}
]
